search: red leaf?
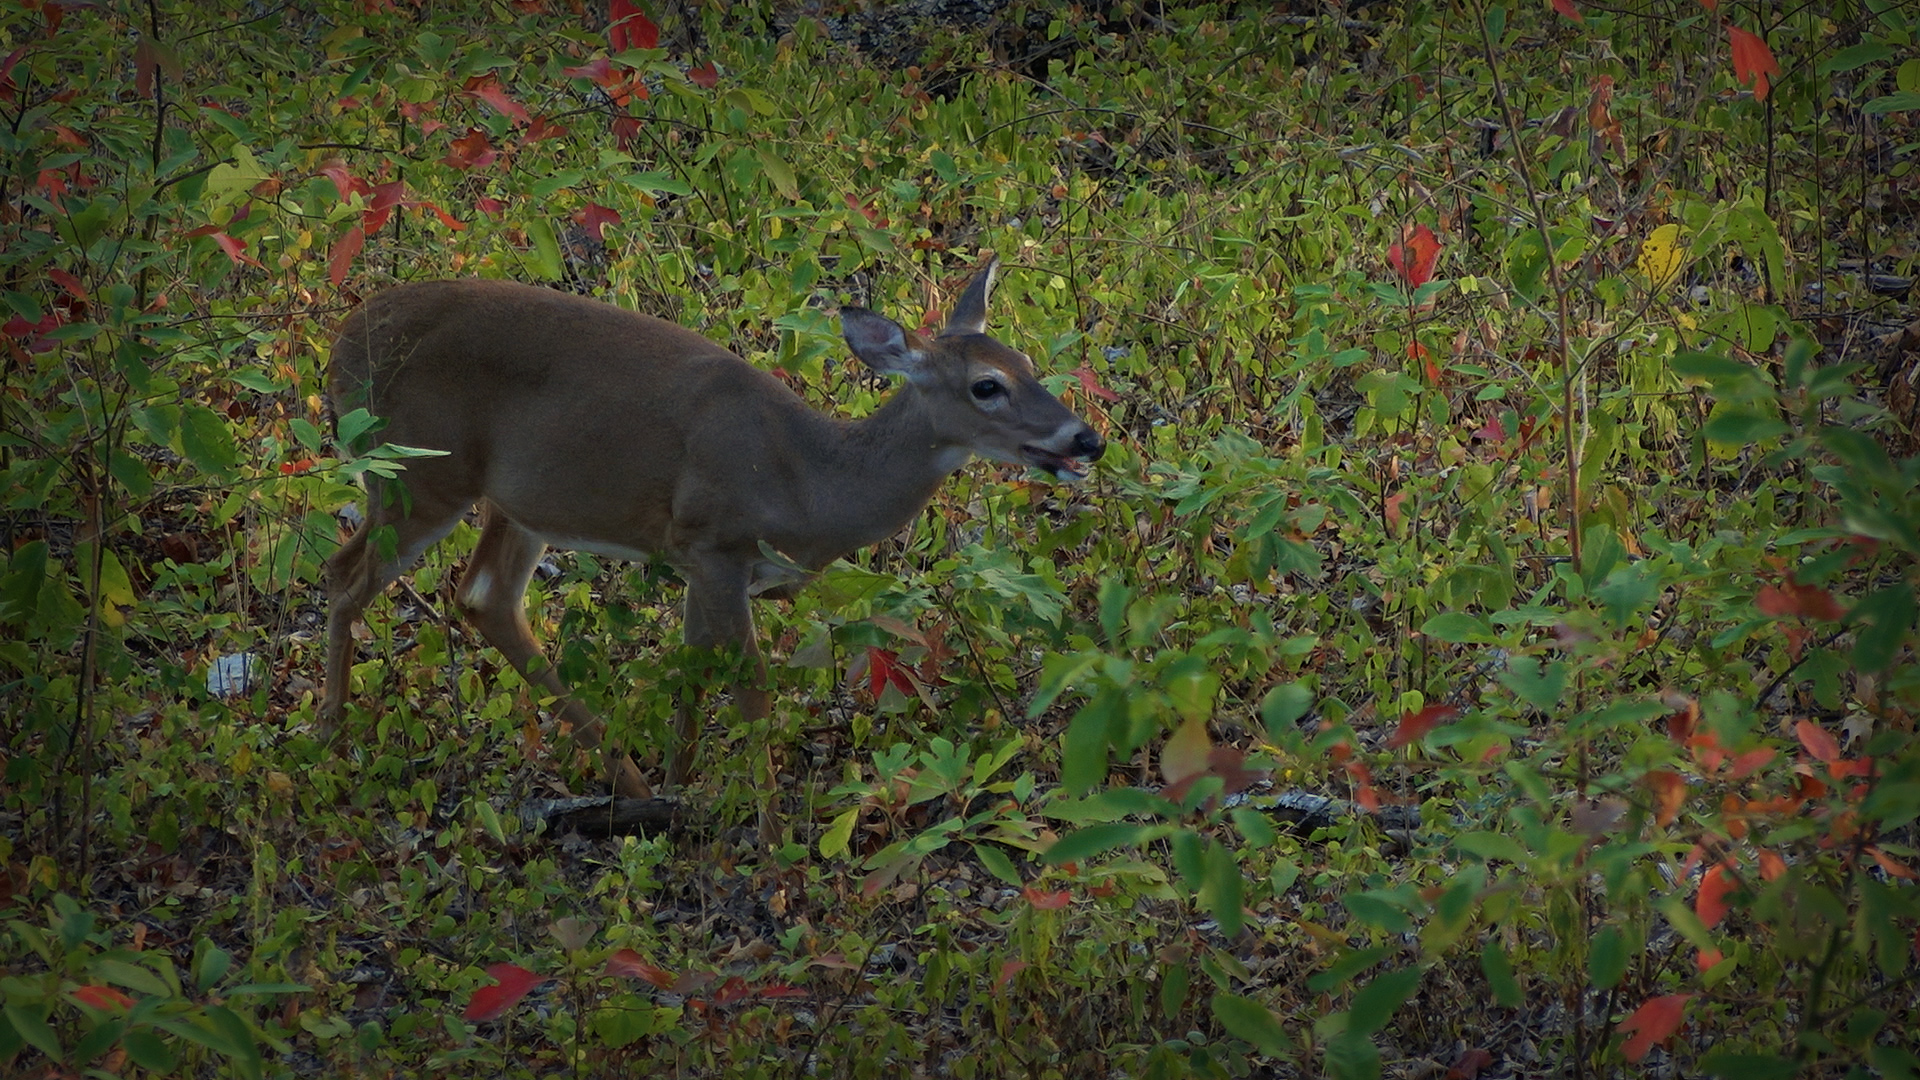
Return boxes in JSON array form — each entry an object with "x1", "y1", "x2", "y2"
[
  {"x1": 525, "y1": 115, "x2": 570, "y2": 143},
  {"x1": 1550, "y1": 0, "x2": 1583, "y2": 20},
  {"x1": 1473, "y1": 415, "x2": 1507, "y2": 444},
  {"x1": 609, "y1": 0, "x2": 659, "y2": 51},
  {"x1": 611, "y1": 115, "x2": 643, "y2": 152},
  {"x1": 1387, "y1": 223, "x2": 1441, "y2": 289},
  {"x1": 604, "y1": 948, "x2": 676, "y2": 987},
  {"x1": 1022, "y1": 887, "x2": 1070, "y2": 910},
  {"x1": 0, "y1": 47, "x2": 26, "y2": 104},
  {"x1": 134, "y1": 37, "x2": 158, "y2": 97},
  {"x1": 317, "y1": 158, "x2": 359, "y2": 203},
  {"x1": 72, "y1": 984, "x2": 135, "y2": 1012},
  {"x1": 1695, "y1": 947, "x2": 1724, "y2": 972},
  {"x1": 463, "y1": 73, "x2": 529, "y2": 125},
  {"x1": 563, "y1": 57, "x2": 614, "y2": 82},
  {"x1": 474, "y1": 196, "x2": 507, "y2": 216},
  {"x1": 1387, "y1": 704, "x2": 1460, "y2": 749},
  {"x1": 864, "y1": 647, "x2": 914, "y2": 699},
  {"x1": 48, "y1": 267, "x2": 86, "y2": 300},
  {"x1": 711, "y1": 976, "x2": 751, "y2": 1005},
  {"x1": 211, "y1": 232, "x2": 262, "y2": 269},
  {"x1": 329, "y1": 224, "x2": 364, "y2": 288},
  {"x1": 1696, "y1": 863, "x2": 1736, "y2": 928},
  {"x1": 1728, "y1": 746, "x2": 1775, "y2": 780},
  {"x1": 994, "y1": 960, "x2": 1028, "y2": 992},
  {"x1": 575, "y1": 202, "x2": 623, "y2": 243},
  {"x1": 462, "y1": 963, "x2": 541, "y2": 1022},
  {"x1": 1072, "y1": 364, "x2": 1119, "y2": 402},
  {"x1": 443, "y1": 127, "x2": 498, "y2": 170},
  {"x1": 688, "y1": 60, "x2": 719, "y2": 88},
  {"x1": 1617, "y1": 994, "x2": 1691, "y2": 1062},
  {"x1": 1450, "y1": 1047, "x2": 1495, "y2": 1080},
  {"x1": 756, "y1": 982, "x2": 807, "y2": 999},
  {"x1": 279, "y1": 458, "x2": 316, "y2": 475},
  {"x1": 1795, "y1": 719, "x2": 1840, "y2": 764},
  {"x1": 1727, "y1": 25, "x2": 1780, "y2": 101}
]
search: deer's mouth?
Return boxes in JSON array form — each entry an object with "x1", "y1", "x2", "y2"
[{"x1": 1021, "y1": 446, "x2": 1092, "y2": 483}]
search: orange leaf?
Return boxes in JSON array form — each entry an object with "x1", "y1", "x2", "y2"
[
  {"x1": 1384, "y1": 489, "x2": 1408, "y2": 530},
  {"x1": 1795, "y1": 719, "x2": 1840, "y2": 763},
  {"x1": 1727, "y1": 25, "x2": 1781, "y2": 101},
  {"x1": 1757, "y1": 581, "x2": 1843, "y2": 620},
  {"x1": 1387, "y1": 223, "x2": 1441, "y2": 289},
  {"x1": 1696, "y1": 863, "x2": 1736, "y2": 928},
  {"x1": 604, "y1": 949, "x2": 676, "y2": 988},
  {"x1": 995, "y1": 960, "x2": 1029, "y2": 992},
  {"x1": 1646, "y1": 770, "x2": 1687, "y2": 828},
  {"x1": 1617, "y1": 994, "x2": 1691, "y2": 1063},
  {"x1": 1868, "y1": 847, "x2": 1918, "y2": 880},
  {"x1": 211, "y1": 231, "x2": 262, "y2": 269},
  {"x1": 72, "y1": 984, "x2": 135, "y2": 1012},
  {"x1": 1072, "y1": 364, "x2": 1119, "y2": 402},
  {"x1": 1550, "y1": 0, "x2": 1583, "y2": 21},
  {"x1": 1022, "y1": 887, "x2": 1071, "y2": 910},
  {"x1": 329, "y1": 224, "x2": 364, "y2": 288},
  {"x1": 1757, "y1": 849, "x2": 1786, "y2": 881},
  {"x1": 463, "y1": 962, "x2": 541, "y2": 1022},
  {"x1": 1695, "y1": 947, "x2": 1724, "y2": 972},
  {"x1": 1387, "y1": 704, "x2": 1460, "y2": 749}
]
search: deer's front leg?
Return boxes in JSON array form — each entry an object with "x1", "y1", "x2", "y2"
[{"x1": 670, "y1": 555, "x2": 769, "y2": 788}]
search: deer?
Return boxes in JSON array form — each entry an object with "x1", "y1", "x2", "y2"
[{"x1": 319, "y1": 258, "x2": 1105, "y2": 799}]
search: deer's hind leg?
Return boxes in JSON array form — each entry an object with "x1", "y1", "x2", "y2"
[
  {"x1": 321, "y1": 480, "x2": 468, "y2": 736},
  {"x1": 456, "y1": 505, "x2": 648, "y2": 797}
]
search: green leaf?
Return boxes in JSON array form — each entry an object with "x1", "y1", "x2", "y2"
[
  {"x1": 1452, "y1": 830, "x2": 1528, "y2": 864},
  {"x1": 1044, "y1": 823, "x2": 1152, "y2": 865},
  {"x1": 1670, "y1": 350, "x2": 1754, "y2": 386},
  {"x1": 973, "y1": 843, "x2": 1021, "y2": 887},
  {"x1": 819, "y1": 808, "x2": 857, "y2": 859},
  {"x1": 1260, "y1": 682, "x2": 1313, "y2": 742},
  {"x1": 179, "y1": 403, "x2": 239, "y2": 479},
  {"x1": 1212, "y1": 993, "x2": 1292, "y2": 1056},
  {"x1": 1480, "y1": 940, "x2": 1523, "y2": 1007},
  {"x1": 755, "y1": 146, "x2": 800, "y2": 200},
  {"x1": 526, "y1": 217, "x2": 563, "y2": 280},
  {"x1": 1199, "y1": 839, "x2": 1243, "y2": 936},
  {"x1": 1699, "y1": 1052, "x2": 1800, "y2": 1079},
  {"x1": 3, "y1": 1003, "x2": 61, "y2": 1059},
  {"x1": 1703, "y1": 409, "x2": 1789, "y2": 445},
  {"x1": 1588, "y1": 925, "x2": 1627, "y2": 989},
  {"x1": 1348, "y1": 967, "x2": 1420, "y2": 1036},
  {"x1": 1819, "y1": 42, "x2": 1894, "y2": 74},
  {"x1": 1061, "y1": 689, "x2": 1120, "y2": 795},
  {"x1": 123, "y1": 1028, "x2": 176, "y2": 1071},
  {"x1": 1420, "y1": 612, "x2": 1495, "y2": 643},
  {"x1": 1497, "y1": 657, "x2": 1566, "y2": 711},
  {"x1": 529, "y1": 169, "x2": 587, "y2": 198},
  {"x1": 1863, "y1": 91, "x2": 1920, "y2": 115}
]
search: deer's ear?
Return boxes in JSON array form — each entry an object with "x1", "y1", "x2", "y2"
[
  {"x1": 841, "y1": 307, "x2": 928, "y2": 376},
  {"x1": 941, "y1": 256, "x2": 998, "y2": 337}
]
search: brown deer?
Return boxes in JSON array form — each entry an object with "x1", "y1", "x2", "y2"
[{"x1": 320, "y1": 259, "x2": 1104, "y2": 797}]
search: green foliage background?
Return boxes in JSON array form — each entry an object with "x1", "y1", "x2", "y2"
[{"x1": 2, "y1": 1, "x2": 1918, "y2": 1077}]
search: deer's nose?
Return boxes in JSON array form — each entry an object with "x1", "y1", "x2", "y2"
[{"x1": 1073, "y1": 428, "x2": 1106, "y2": 461}]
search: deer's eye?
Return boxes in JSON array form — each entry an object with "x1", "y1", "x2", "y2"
[{"x1": 970, "y1": 379, "x2": 1003, "y2": 400}]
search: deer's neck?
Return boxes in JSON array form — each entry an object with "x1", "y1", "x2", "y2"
[{"x1": 788, "y1": 385, "x2": 966, "y2": 565}]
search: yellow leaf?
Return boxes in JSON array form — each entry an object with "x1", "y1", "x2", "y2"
[{"x1": 1636, "y1": 224, "x2": 1688, "y2": 288}]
